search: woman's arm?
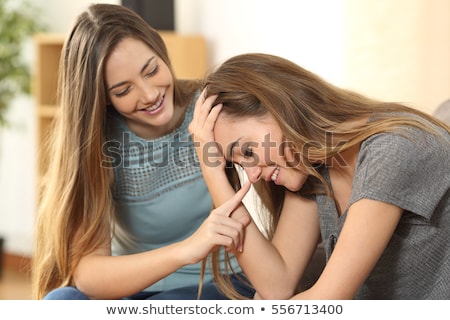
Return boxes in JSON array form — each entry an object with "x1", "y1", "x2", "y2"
[
  {"x1": 188, "y1": 93, "x2": 232, "y2": 203},
  {"x1": 292, "y1": 199, "x2": 403, "y2": 299},
  {"x1": 73, "y1": 240, "x2": 193, "y2": 299},
  {"x1": 235, "y1": 191, "x2": 321, "y2": 299},
  {"x1": 72, "y1": 187, "x2": 251, "y2": 299},
  {"x1": 189, "y1": 91, "x2": 321, "y2": 299}
]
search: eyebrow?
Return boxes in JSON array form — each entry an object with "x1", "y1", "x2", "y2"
[
  {"x1": 108, "y1": 57, "x2": 155, "y2": 91},
  {"x1": 226, "y1": 137, "x2": 243, "y2": 160}
]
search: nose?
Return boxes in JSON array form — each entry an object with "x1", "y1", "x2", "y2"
[
  {"x1": 244, "y1": 166, "x2": 262, "y2": 183},
  {"x1": 138, "y1": 82, "x2": 158, "y2": 106}
]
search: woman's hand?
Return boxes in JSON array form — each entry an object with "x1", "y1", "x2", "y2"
[
  {"x1": 189, "y1": 88, "x2": 226, "y2": 170},
  {"x1": 181, "y1": 181, "x2": 252, "y2": 264}
]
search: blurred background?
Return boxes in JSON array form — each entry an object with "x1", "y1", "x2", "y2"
[{"x1": 0, "y1": 0, "x2": 449, "y2": 295}]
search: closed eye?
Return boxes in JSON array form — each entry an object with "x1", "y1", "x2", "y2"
[
  {"x1": 144, "y1": 64, "x2": 159, "y2": 79},
  {"x1": 115, "y1": 87, "x2": 131, "y2": 97},
  {"x1": 243, "y1": 147, "x2": 253, "y2": 158},
  {"x1": 109, "y1": 57, "x2": 159, "y2": 98}
]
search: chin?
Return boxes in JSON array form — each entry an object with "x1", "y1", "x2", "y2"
[
  {"x1": 286, "y1": 185, "x2": 302, "y2": 192},
  {"x1": 285, "y1": 178, "x2": 307, "y2": 192}
]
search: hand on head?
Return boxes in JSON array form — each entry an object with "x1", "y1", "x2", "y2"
[{"x1": 189, "y1": 88, "x2": 226, "y2": 169}]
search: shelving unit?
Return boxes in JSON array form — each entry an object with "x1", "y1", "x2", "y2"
[
  {"x1": 33, "y1": 32, "x2": 208, "y2": 187},
  {"x1": 33, "y1": 34, "x2": 63, "y2": 179}
]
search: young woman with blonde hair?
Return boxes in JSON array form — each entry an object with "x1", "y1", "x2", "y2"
[
  {"x1": 190, "y1": 53, "x2": 450, "y2": 299},
  {"x1": 32, "y1": 4, "x2": 254, "y2": 300}
]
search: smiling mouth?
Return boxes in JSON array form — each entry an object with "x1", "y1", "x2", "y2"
[
  {"x1": 142, "y1": 96, "x2": 163, "y2": 112},
  {"x1": 270, "y1": 166, "x2": 280, "y2": 182}
]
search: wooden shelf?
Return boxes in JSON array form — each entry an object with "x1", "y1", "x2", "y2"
[
  {"x1": 36, "y1": 105, "x2": 58, "y2": 118},
  {"x1": 158, "y1": 31, "x2": 209, "y2": 79}
]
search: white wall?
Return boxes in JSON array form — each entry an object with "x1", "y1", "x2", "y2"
[
  {"x1": 0, "y1": 96, "x2": 36, "y2": 255},
  {"x1": 342, "y1": 0, "x2": 450, "y2": 113},
  {"x1": 31, "y1": 0, "x2": 120, "y2": 33},
  {"x1": 199, "y1": 0, "x2": 344, "y2": 84},
  {"x1": 1, "y1": 0, "x2": 448, "y2": 256}
]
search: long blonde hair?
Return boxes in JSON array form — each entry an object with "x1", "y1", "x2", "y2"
[
  {"x1": 32, "y1": 3, "x2": 200, "y2": 299},
  {"x1": 202, "y1": 53, "x2": 450, "y2": 299}
]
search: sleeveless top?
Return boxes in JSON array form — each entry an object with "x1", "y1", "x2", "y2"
[{"x1": 105, "y1": 93, "x2": 241, "y2": 292}]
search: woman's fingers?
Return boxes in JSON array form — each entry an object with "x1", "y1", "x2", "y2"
[
  {"x1": 209, "y1": 181, "x2": 252, "y2": 252},
  {"x1": 193, "y1": 91, "x2": 218, "y2": 125},
  {"x1": 213, "y1": 180, "x2": 251, "y2": 218},
  {"x1": 189, "y1": 92, "x2": 220, "y2": 143},
  {"x1": 204, "y1": 103, "x2": 222, "y2": 132},
  {"x1": 207, "y1": 216, "x2": 246, "y2": 251},
  {"x1": 188, "y1": 204, "x2": 248, "y2": 259}
]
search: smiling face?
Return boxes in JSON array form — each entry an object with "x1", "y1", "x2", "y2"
[
  {"x1": 104, "y1": 37, "x2": 176, "y2": 139},
  {"x1": 213, "y1": 112, "x2": 309, "y2": 192}
]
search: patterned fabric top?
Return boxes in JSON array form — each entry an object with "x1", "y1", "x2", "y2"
[{"x1": 104, "y1": 94, "x2": 242, "y2": 292}]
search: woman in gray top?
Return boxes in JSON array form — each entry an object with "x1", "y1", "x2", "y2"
[{"x1": 189, "y1": 53, "x2": 450, "y2": 299}]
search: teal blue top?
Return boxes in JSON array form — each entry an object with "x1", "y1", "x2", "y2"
[{"x1": 106, "y1": 93, "x2": 241, "y2": 292}]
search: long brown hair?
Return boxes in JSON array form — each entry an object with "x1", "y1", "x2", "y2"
[
  {"x1": 32, "y1": 3, "x2": 200, "y2": 299},
  {"x1": 202, "y1": 53, "x2": 450, "y2": 299}
]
